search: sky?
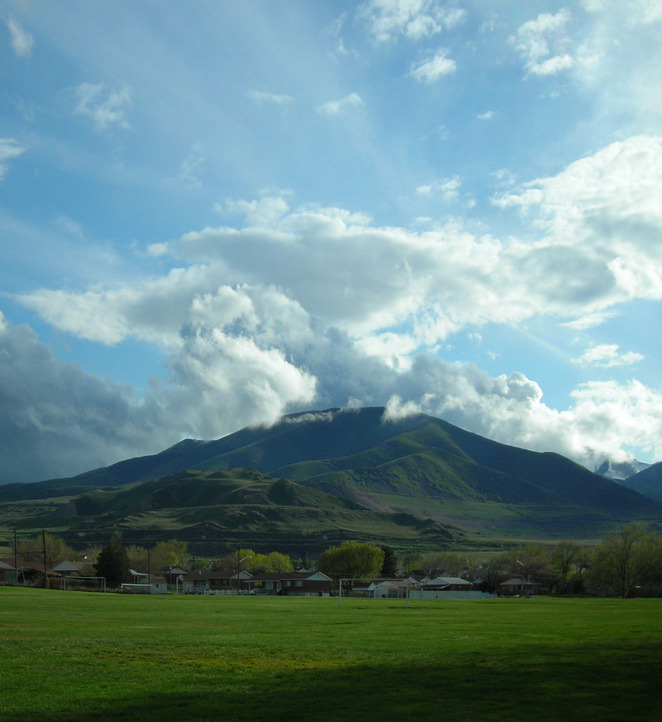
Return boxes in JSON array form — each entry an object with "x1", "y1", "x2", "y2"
[{"x1": 1, "y1": 0, "x2": 662, "y2": 485}]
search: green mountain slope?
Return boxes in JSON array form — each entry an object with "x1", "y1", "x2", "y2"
[
  {"x1": 619, "y1": 462, "x2": 662, "y2": 502},
  {"x1": 1, "y1": 407, "x2": 658, "y2": 547},
  {"x1": 60, "y1": 468, "x2": 460, "y2": 554}
]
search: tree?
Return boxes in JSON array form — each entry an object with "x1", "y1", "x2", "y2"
[
  {"x1": 127, "y1": 545, "x2": 148, "y2": 572},
  {"x1": 420, "y1": 551, "x2": 467, "y2": 578},
  {"x1": 17, "y1": 532, "x2": 76, "y2": 570},
  {"x1": 250, "y1": 551, "x2": 294, "y2": 573},
  {"x1": 94, "y1": 537, "x2": 130, "y2": 588},
  {"x1": 379, "y1": 544, "x2": 398, "y2": 577},
  {"x1": 590, "y1": 525, "x2": 662, "y2": 598},
  {"x1": 552, "y1": 541, "x2": 582, "y2": 593},
  {"x1": 318, "y1": 541, "x2": 384, "y2": 581},
  {"x1": 150, "y1": 540, "x2": 188, "y2": 570}
]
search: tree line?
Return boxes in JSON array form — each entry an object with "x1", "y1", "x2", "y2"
[{"x1": 9, "y1": 524, "x2": 662, "y2": 597}]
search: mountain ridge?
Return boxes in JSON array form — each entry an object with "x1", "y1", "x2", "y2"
[{"x1": 1, "y1": 407, "x2": 659, "y2": 549}]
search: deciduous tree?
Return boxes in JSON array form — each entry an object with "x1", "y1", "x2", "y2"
[
  {"x1": 319, "y1": 541, "x2": 384, "y2": 581},
  {"x1": 590, "y1": 525, "x2": 662, "y2": 598},
  {"x1": 17, "y1": 533, "x2": 76, "y2": 570},
  {"x1": 552, "y1": 540, "x2": 582, "y2": 593}
]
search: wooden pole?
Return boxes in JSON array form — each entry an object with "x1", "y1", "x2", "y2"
[
  {"x1": 13, "y1": 530, "x2": 18, "y2": 586},
  {"x1": 42, "y1": 529, "x2": 49, "y2": 589}
]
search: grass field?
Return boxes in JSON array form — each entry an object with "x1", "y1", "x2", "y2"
[{"x1": 1, "y1": 588, "x2": 661, "y2": 721}]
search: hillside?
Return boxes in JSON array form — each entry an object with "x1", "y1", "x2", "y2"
[
  {"x1": 619, "y1": 462, "x2": 662, "y2": 503},
  {"x1": 2, "y1": 468, "x2": 460, "y2": 555},
  {"x1": 1, "y1": 407, "x2": 659, "y2": 548}
]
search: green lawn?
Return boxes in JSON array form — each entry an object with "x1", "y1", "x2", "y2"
[{"x1": 1, "y1": 588, "x2": 661, "y2": 721}]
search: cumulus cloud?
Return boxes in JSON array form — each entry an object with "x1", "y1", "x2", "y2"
[
  {"x1": 7, "y1": 18, "x2": 34, "y2": 57},
  {"x1": 0, "y1": 138, "x2": 25, "y2": 180},
  {"x1": 409, "y1": 49, "x2": 456, "y2": 82},
  {"x1": 317, "y1": 92, "x2": 364, "y2": 115},
  {"x1": 74, "y1": 82, "x2": 133, "y2": 130},
  {"x1": 0, "y1": 312, "x2": 169, "y2": 483},
  {"x1": 361, "y1": 0, "x2": 466, "y2": 43},
  {"x1": 493, "y1": 135, "x2": 662, "y2": 311},
  {"x1": 0, "y1": 301, "x2": 316, "y2": 484},
  {"x1": 572, "y1": 344, "x2": 644, "y2": 368},
  {"x1": 382, "y1": 357, "x2": 662, "y2": 468},
  {"x1": 12, "y1": 134, "x2": 662, "y2": 479},
  {"x1": 22, "y1": 135, "x2": 662, "y2": 366},
  {"x1": 514, "y1": 9, "x2": 574, "y2": 77}
]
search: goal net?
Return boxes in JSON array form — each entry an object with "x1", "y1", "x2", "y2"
[{"x1": 61, "y1": 576, "x2": 106, "y2": 593}]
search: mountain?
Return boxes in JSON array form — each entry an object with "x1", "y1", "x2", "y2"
[
  {"x1": 595, "y1": 457, "x2": 650, "y2": 481},
  {"x1": 618, "y1": 462, "x2": 662, "y2": 503},
  {"x1": 2, "y1": 407, "x2": 659, "y2": 548}
]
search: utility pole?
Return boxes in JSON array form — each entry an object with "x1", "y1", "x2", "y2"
[
  {"x1": 13, "y1": 530, "x2": 18, "y2": 586},
  {"x1": 42, "y1": 529, "x2": 49, "y2": 589}
]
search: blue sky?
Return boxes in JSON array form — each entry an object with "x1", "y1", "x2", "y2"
[{"x1": 1, "y1": 0, "x2": 662, "y2": 484}]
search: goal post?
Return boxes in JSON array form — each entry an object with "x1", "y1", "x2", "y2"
[{"x1": 61, "y1": 576, "x2": 106, "y2": 593}]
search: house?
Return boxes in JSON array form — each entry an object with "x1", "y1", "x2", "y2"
[
  {"x1": 498, "y1": 577, "x2": 541, "y2": 596},
  {"x1": 161, "y1": 566, "x2": 189, "y2": 585},
  {"x1": 129, "y1": 569, "x2": 149, "y2": 583},
  {"x1": 409, "y1": 576, "x2": 494, "y2": 600},
  {"x1": 365, "y1": 577, "x2": 420, "y2": 599},
  {"x1": 422, "y1": 576, "x2": 473, "y2": 592},
  {"x1": 249, "y1": 571, "x2": 332, "y2": 597},
  {"x1": 52, "y1": 561, "x2": 81, "y2": 576},
  {"x1": 121, "y1": 575, "x2": 169, "y2": 594},
  {"x1": 182, "y1": 569, "x2": 254, "y2": 594},
  {"x1": 0, "y1": 559, "x2": 14, "y2": 583},
  {"x1": 0, "y1": 559, "x2": 50, "y2": 585}
]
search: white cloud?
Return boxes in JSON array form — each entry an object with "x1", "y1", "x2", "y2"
[
  {"x1": 7, "y1": 18, "x2": 34, "y2": 57},
  {"x1": 572, "y1": 344, "x2": 644, "y2": 368},
  {"x1": 493, "y1": 135, "x2": 662, "y2": 312},
  {"x1": 387, "y1": 358, "x2": 662, "y2": 468},
  {"x1": 361, "y1": 0, "x2": 466, "y2": 43},
  {"x1": 476, "y1": 110, "x2": 495, "y2": 120},
  {"x1": 0, "y1": 138, "x2": 25, "y2": 180},
  {"x1": 176, "y1": 142, "x2": 206, "y2": 187},
  {"x1": 12, "y1": 132, "x2": 662, "y2": 476},
  {"x1": 491, "y1": 187, "x2": 544, "y2": 209},
  {"x1": 416, "y1": 177, "x2": 462, "y2": 202},
  {"x1": 317, "y1": 92, "x2": 364, "y2": 115},
  {"x1": 217, "y1": 194, "x2": 291, "y2": 227},
  {"x1": 248, "y1": 90, "x2": 294, "y2": 105},
  {"x1": 530, "y1": 54, "x2": 573, "y2": 77},
  {"x1": 409, "y1": 49, "x2": 456, "y2": 83},
  {"x1": 561, "y1": 311, "x2": 616, "y2": 330},
  {"x1": 515, "y1": 9, "x2": 574, "y2": 77},
  {"x1": 74, "y1": 82, "x2": 133, "y2": 130},
  {"x1": 577, "y1": 1, "x2": 662, "y2": 113},
  {"x1": 30, "y1": 134, "x2": 660, "y2": 358},
  {"x1": 383, "y1": 394, "x2": 426, "y2": 421}
]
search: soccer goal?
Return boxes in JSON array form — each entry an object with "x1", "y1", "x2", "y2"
[{"x1": 61, "y1": 576, "x2": 106, "y2": 593}]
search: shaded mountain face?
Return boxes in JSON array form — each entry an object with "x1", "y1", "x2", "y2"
[
  {"x1": 2, "y1": 407, "x2": 656, "y2": 518},
  {"x1": 618, "y1": 462, "x2": 662, "y2": 503}
]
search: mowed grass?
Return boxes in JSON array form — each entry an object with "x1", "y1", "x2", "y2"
[{"x1": 1, "y1": 589, "x2": 661, "y2": 721}]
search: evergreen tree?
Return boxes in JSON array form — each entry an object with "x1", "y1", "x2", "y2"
[
  {"x1": 94, "y1": 537, "x2": 130, "y2": 588},
  {"x1": 379, "y1": 544, "x2": 398, "y2": 577}
]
